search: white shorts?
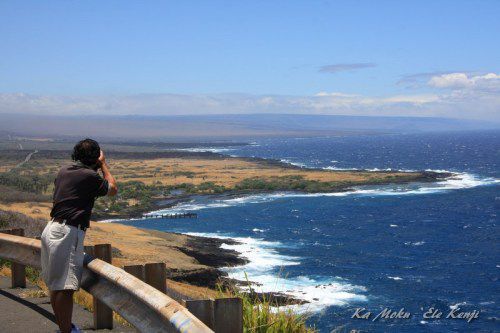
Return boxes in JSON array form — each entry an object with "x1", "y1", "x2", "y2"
[{"x1": 41, "y1": 220, "x2": 86, "y2": 291}]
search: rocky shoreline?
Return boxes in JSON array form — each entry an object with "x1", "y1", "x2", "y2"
[
  {"x1": 144, "y1": 229, "x2": 308, "y2": 306},
  {"x1": 144, "y1": 228, "x2": 247, "y2": 287}
]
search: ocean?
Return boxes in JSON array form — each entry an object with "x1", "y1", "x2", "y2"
[{"x1": 118, "y1": 130, "x2": 499, "y2": 332}]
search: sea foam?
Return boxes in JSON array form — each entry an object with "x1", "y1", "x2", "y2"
[{"x1": 186, "y1": 232, "x2": 368, "y2": 312}]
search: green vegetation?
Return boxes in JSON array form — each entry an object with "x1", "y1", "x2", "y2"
[
  {"x1": 168, "y1": 171, "x2": 197, "y2": 178},
  {"x1": 0, "y1": 169, "x2": 53, "y2": 203},
  {"x1": 235, "y1": 175, "x2": 349, "y2": 193},
  {"x1": 0, "y1": 171, "x2": 53, "y2": 194},
  {"x1": 196, "y1": 181, "x2": 226, "y2": 193},
  {"x1": 234, "y1": 174, "x2": 421, "y2": 193},
  {"x1": 218, "y1": 276, "x2": 316, "y2": 333},
  {"x1": 0, "y1": 185, "x2": 50, "y2": 203},
  {"x1": 0, "y1": 259, "x2": 41, "y2": 284},
  {"x1": 94, "y1": 173, "x2": 407, "y2": 217},
  {"x1": 93, "y1": 180, "x2": 227, "y2": 217}
]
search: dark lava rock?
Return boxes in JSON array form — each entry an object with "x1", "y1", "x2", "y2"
[
  {"x1": 166, "y1": 267, "x2": 226, "y2": 288},
  {"x1": 177, "y1": 235, "x2": 248, "y2": 268}
]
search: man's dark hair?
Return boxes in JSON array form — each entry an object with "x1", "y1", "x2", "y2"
[{"x1": 72, "y1": 138, "x2": 100, "y2": 166}]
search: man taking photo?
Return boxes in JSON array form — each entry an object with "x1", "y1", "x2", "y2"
[{"x1": 41, "y1": 138, "x2": 118, "y2": 333}]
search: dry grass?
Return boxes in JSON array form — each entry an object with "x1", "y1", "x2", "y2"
[
  {"x1": 19, "y1": 289, "x2": 48, "y2": 298},
  {"x1": 21, "y1": 156, "x2": 421, "y2": 189},
  {"x1": 0, "y1": 202, "x2": 52, "y2": 220},
  {"x1": 166, "y1": 279, "x2": 220, "y2": 299},
  {"x1": 110, "y1": 157, "x2": 417, "y2": 187},
  {"x1": 86, "y1": 222, "x2": 206, "y2": 271}
]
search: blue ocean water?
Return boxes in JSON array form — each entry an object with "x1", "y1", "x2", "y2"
[{"x1": 118, "y1": 130, "x2": 499, "y2": 332}]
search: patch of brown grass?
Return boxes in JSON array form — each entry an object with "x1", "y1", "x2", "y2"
[{"x1": 96, "y1": 157, "x2": 421, "y2": 189}]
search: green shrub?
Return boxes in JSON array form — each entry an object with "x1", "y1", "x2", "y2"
[
  {"x1": 170, "y1": 171, "x2": 197, "y2": 178},
  {"x1": 0, "y1": 171, "x2": 53, "y2": 194},
  {"x1": 235, "y1": 176, "x2": 346, "y2": 193},
  {"x1": 217, "y1": 274, "x2": 316, "y2": 333},
  {"x1": 195, "y1": 182, "x2": 226, "y2": 194},
  {"x1": 0, "y1": 185, "x2": 50, "y2": 203}
]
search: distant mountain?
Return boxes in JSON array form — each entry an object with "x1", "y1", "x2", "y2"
[{"x1": 0, "y1": 113, "x2": 497, "y2": 140}]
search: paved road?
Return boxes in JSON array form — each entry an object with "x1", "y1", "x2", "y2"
[
  {"x1": 0, "y1": 277, "x2": 136, "y2": 332},
  {"x1": 7, "y1": 150, "x2": 38, "y2": 172}
]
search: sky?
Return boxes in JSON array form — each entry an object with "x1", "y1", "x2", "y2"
[{"x1": 0, "y1": 0, "x2": 499, "y2": 121}]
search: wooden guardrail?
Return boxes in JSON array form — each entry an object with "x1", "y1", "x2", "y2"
[
  {"x1": 123, "y1": 263, "x2": 243, "y2": 333},
  {"x1": 0, "y1": 228, "x2": 26, "y2": 288},
  {"x1": 0, "y1": 228, "x2": 214, "y2": 333}
]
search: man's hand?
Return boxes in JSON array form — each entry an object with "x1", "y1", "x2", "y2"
[
  {"x1": 98, "y1": 150, "x2": 106, "y2": 167},
  {"x1": 97, "y1": 149, "x2": 118, "y2": 196}
]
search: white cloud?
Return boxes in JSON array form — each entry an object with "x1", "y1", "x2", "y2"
[
  {"x1": 428, "y1": 72, "x2": 500, "y2": 91},
  {"x1": 314, "y1": 92, "x2": 439, "y2": 105},
  {"x1": 1, "y1": 72, "x2": 499, "y2": 121},
  {"x1": 428, "y1": 73, "x2": 471, "y2": 88}
]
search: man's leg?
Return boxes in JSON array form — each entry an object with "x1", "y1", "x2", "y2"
[
  {"x1": 50, "y1": 290, "x2": 74, "y2": 333},
  {"x1": 49, "y1": 291, "x2": 59, "y2": 325}
]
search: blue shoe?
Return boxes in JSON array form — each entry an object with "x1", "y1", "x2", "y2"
[{"x1": 71, "y1": 323, "x2": 83, "y2": 333}]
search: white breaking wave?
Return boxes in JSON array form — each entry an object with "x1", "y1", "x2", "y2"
[
  {"x1": 405, "y1": 241, "x2": 426, "y2": 246},
  {"x1": 166, "y1": 142, "x2": 259, "y2": 153},
  {"x1": 149, "y1": 171, "x2": 498, "y2": 215},
  {"x1": 186, "y1": 232, "x2": 367, "y2": 312},
  {"x1": 388, "y1": 276, "x2": 403, "y2": 281},
  {"x1": 280, "y1": 159, "x2": 307, "y2": 168},
  {"x1": 323, "y1": 166, "x2": 417, "y2": 172},
  {"x1": 148, "y1": 192, "x2": 348, "y2": 215},
  {"x1": 167, "y1": 147, "x2": 236, "y2": 153},
  {"x1": 450, "y1": 302, "x2": 467, "y2": 310},
  {"x1": 352, "y1": 172, "x2": 498, "y2": 197}
]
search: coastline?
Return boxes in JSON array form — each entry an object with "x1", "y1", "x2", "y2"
[
  {"x1": 95, "y1": 168, "x2": 453, "y2": 221},
  {"x1": 91, "y1": 168, "x2": 457, "y2": 306},
  {"x1": 145, "y1": 228, "x2": 247, "y2": 287},
  {"x1": 0, "y1": 145, "x2": 472, "y2": 308}
]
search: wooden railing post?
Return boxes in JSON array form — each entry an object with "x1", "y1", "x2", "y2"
[
  {"x1": 124, "y1": 264, "x2": 145, "y2": 281},
  {"x1": 183, "y1": 299, "x2": 215, "y2": 330},
  {"x1": 214, "y1": 297, "x2": 243, "y2": 333},
  {"x1": 145, "y1": 262, "x2": 167, "y2": 294},
  {"x1": 92, "y1": 244, "x2": 113, "y2": 330},
  {"x1": 0, "y1": 228, "x2": 26, "y2": 288},
  {"x1": 83, "y1": 245, "x2": 94, "y2": 257}
]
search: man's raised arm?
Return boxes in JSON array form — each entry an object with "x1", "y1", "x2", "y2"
[{"x1": 98, "y1": 150, "x2": 118, "y2": 196}]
